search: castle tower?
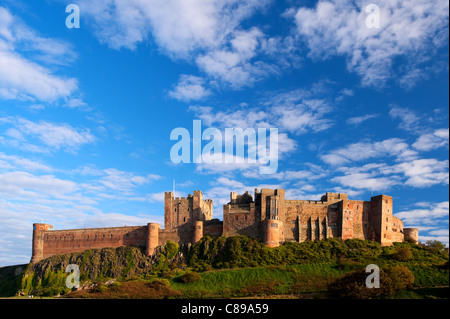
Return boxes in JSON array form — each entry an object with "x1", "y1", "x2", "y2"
[
  {"x1": 263, "y1": 219, "x2": 284, "y2": 248},
  {"x1": 370, "y1": 195, "x2": 394, "y2": 246},
  {"x1": 341, "y1": 199, "x2": 354, "y2": 240},
  {"x1": 146, "y1": 223, "x2": 160, "y2": 256},
  {"x1": 193, "y1": 221, "x2": 204, "y2": 244},
  {"x1": 192, "y1": 190, "x2": 203, "y2": 220},
  {"x1": 31, "y1": 223, "x2": 53, "y2": 263},
  {"x1": 404, "y1": 228, "x2": 419, "y2": 244},
  {"x1": 164, "y1": 192, "x2": 174, "y2": 229}
]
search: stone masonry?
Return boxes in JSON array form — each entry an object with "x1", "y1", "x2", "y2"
[{"x1": 31, "y1": 188, "x2": 418, "y2": 262}]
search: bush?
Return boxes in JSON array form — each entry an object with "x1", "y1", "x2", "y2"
[
  {"x1": 176, "y1": 272, "x2": 201, "y2": 284},
  {"x1": 385, "y1": 266, "x2": 414, "y2": 291},
  {"x1": 328, "y1": 266, "x2": 415, "y2": 299},
  {"x1": 424, "y1": 240, "x2": 446, "y2": 252},
  {"x1": 393, "y1": 247, "x2": 413, "y2": 261},
  {"x1": 165, "y1": 241, "x2": 180, "y2": 260}
]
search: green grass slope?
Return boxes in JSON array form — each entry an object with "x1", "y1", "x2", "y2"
[{"x1": 1, "y1": 236, "x2": 448, "y2": 299}]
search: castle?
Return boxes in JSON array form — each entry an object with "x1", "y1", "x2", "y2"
[{"x1": 31, "y1": 188, "x2": 419, "y2": 263}]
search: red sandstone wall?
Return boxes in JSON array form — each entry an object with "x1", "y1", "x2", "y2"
[
  {"x1": 159, "y1": 229, "x2": 181, "y2": 246},
  {"x1": 42, "y1": 226, "x2": 147, "y2": 259},
  {"x1": 223, "y1": 202, "x2": 259, "y2": 238},
  {"x1": 284, "y1": 200, "x2": 328, "y2": 242},
  {"x1": 341, "y1": 200, "x2": 371, "y2": 241},
  {"x1": 204, "y1": 219, "x2": 223, "y2": 237},
  {"x1": 391, "y1": 216, "x2": 404, "y2": 243}
]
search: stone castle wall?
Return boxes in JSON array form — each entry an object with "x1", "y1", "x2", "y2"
[{"x1": 31, "y1": 188, "x2": 416, "y2": 263}]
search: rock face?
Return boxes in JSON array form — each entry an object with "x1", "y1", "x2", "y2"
[
  {"x1": 30, "y1": 246, "x2": 153, "y2": 282},
  {"x1": 18, "y1": 242, "x2": 185, "y2": 296}
]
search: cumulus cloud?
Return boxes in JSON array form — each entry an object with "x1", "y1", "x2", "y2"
[
  {"x1": 78, "y1": 0, "x2": 270, "y2": 54},
  {"x1": 321, "y1": 138, "x2": 418, "y2": 166},
  {"x1": 169, "y1": 75, "x2": 211, "y2": 101},
  {"x1": 0, "y1": 171, "x2": 77, "y2": 199},
  {"x1": 384, "y1": 159, "x2": 449, "y2": 188},
  {"x1": 395, "y1": 201, "x2": 449, "y2": 226},
  {"x1": 0, "y1": 6, "x2": 78, "y2": 102},
  {"x1": 291, "y1": 0, "x2": 449, "y2": 87},
  {"x1": 327, "y1": 155, "x2": 449, "y2": 192},
  {"x1": 413, "y1": 128, "x2": 449, "y2": 151},
  {"x1": 77, "y1": 0, "x2": 301, "y2": 92}
]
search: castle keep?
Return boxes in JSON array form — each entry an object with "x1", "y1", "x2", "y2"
[{"x1": 31, "y1": 188, "x2": 419, "y2": 263}]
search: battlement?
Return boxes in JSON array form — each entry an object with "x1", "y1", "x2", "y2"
[
  {"x1": 31, "y1": 187, "x2": 415, "y2": 263},
  {"x1": 164, "y1": 189, "x2": 213, "y2": 230},
  {"x1": 320, "y1": 192, "x2": 348, "y2": 202}
]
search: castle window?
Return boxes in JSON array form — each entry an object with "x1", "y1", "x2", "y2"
[
  {"x1": 386, "y1": 218, "x2": 388, "y2": 222},
  {"x1": 271, "y1": 223, "x2": 278, "y2": 228},
  {"x1": 235, "y1": 215, "x2": 239, "y2": 221},
  {"x1": 183, "y1": 217, "x2": 186, "y2": 222}
]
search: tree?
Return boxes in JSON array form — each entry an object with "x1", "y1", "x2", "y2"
[
  {"x1": 424, "y1": 240, "x2": 446, "y2": 252},
  {"x1": 393, "y1": 247, "x2": 412, "y2": 261}
]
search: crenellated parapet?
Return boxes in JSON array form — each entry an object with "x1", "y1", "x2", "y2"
[{"x1": 31, "y1": 187, "x2": 417, "y2": 263}]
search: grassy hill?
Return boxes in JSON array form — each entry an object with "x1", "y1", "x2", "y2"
[{"x1": 1, "y1": 236, "x2": 448, "y2": 299}]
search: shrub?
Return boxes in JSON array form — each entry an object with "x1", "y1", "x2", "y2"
[
  {"x1": 393, "y1": 247, "x2": 413, "y2": 261},
  {"x1": 424, "y1": 240, "x2": 446, "y2": 252},
  {"x1": 385, "y1": 266, "x2": 414, "y2": 291},
  {"x1": 176, "y1": 272, "x2": 201, "y2": 284},
  {"x1": 165, "y1": 241, "x2": 180, "y2": 260},
  {"x1": 328, "y1": 266, "x2": 415, "y2": 299}
]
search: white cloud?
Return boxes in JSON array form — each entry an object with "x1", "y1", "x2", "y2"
[
  {"x1": 413, "y1": 128, "x2": 449, "y2": 151},
  {"x1": 332, "y1": 172, "x2": 400, "y2": 191},
  {"x1": 0, "y1": 117, "x2": 96, "y2": 153},
  {"x1": 385, "y1": 158, "x2": 449, "y2": 188},
  {"x1": 78, "y1": 1, "x2": 299, "y2": 92},
  {"x1": 195, "y1": 27, "x2": 280, "y2": 88},
  {"x1": 346, "y1": 113, "x2": 379, "y2": 126},
  {"x1": 99, "y1": 168, "x2": 161, "y2": 193},
  {"x1": 0, "y1": 6, "x2": 78, "y2": 102},
  {"x1": 0, "y1": 152, "x2": 52, "y2": 172},
  {"x1": 169, "y1": 75, "x2": 211, "y2": 101},
  {"x1": 330, "y1": 157, "x2": 449, "y2": 191},
  {"x1": 321, "y1": 138, "x2": 418, "y2": 166},
  {"x1": 79, "y1": 0, "x2": 270, "y2": 55},
  {"x1": 395, "y1": 201, "x2": 449, "y2": 226},
  {"x1": 0, "y1": 171, "x2": 77, "y2": 199},
  {"x1": 291, "y1": 0, "x2": 449, "y2": 87},
  {"x1": 389, "y1": 106, "x2": 422, "y2": 132}
]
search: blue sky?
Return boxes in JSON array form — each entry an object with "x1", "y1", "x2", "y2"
[{"x1": 0, "y1": 0, "x2": 448, "y2": 266}]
